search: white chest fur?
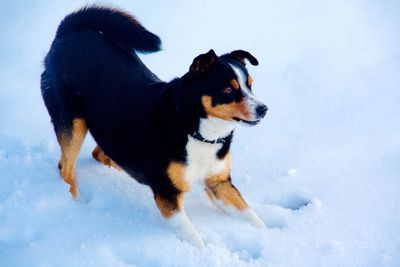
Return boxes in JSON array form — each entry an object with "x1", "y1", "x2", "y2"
[
  {"x1": 183, "y1": 117, "x2": 236, "y2": 185},
  {"x1": 184, "y1": 136, "x2": 226, "y2": 184}
]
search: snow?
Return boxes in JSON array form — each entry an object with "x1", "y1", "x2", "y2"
[{"x1": 0, "y1": 0, "x2": 399, "y2": 266}]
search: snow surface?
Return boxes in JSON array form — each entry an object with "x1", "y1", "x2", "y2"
[{"x1": 1, "y1": 1, "x2": 399, "y2": 266}]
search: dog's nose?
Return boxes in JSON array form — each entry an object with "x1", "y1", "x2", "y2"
[{"x1": 256, "y1": 104, "x2": 268, "y2": 118}]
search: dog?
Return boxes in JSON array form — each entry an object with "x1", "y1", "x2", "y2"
[{"x1": 41, "y1": 6, "x2": 268, "y2": 247}]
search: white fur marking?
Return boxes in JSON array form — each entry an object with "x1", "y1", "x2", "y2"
[
  {"x1": 185, "y1": 135, "x2": 226, "y2": 184},
  {"x1": 229, "y1": 64, "x2": 265, "y2": 122},
  {"x1": 230, "y1": 64, "x2": 252, "y2": 96},
  {"x1": 183, "y1": 117, "x2": 233, "y2": 185},
  {"x1": 168, "y1": 210, "x2": 205, "y2": 247},
  {"x1": 241, "y1": 208, "x2": 267, "y2": 228},
  {"x1": 198, "y1": 117, "x2": 236, "y2": 141}
]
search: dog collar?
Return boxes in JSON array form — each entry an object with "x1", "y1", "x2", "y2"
[{"x1": 190, "y1": 131, "x2": 233, "y2": 144}]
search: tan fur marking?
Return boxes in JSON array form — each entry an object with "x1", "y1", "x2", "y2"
[
  {"x1": 205, "y1": 153, "x2": 248, "y2": 211},
  {"x1": 212, "y1": 181, "x2": 248, "y2": 210},
  {"x1": 167, "y1": 162, "x2": 189, "y2": 192},
  {"x1": 202, "y1": 95, "x2": 252, "y2": 121},
  {"x1": 230, "y1": 79, "x2": 240, "y2": 90},
  {"x1": 155, "y1": 194, "x2": 183, "y2": 218},
  {"x1": 156, "y1": 161, "x2": 187, "y2": 218},
  {"x1": 247, "y1": 75, "x2": 253, "y2": 87},
  {"x1": 92, "y1": 145, "x2": 121, "y2": 170},
  {"x1": 57, "y1": 118, "x2": 88, "y2": 198}
]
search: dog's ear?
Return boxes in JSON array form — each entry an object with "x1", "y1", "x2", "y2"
[
  {"x1": 190, "y1": 49, "x2": 217, "y2": 75},
  {"x1": 227, "y1": 50, "x2": 259, "y2": 66}
]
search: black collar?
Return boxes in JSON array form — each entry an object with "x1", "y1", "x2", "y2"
[{"x1": 190, "y1": 131, "x2": 233, "y2": 144}]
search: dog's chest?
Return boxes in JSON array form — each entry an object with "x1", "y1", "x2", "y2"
[{"x1": 184, "y1": 136, "x2": 226, "y2": 184}]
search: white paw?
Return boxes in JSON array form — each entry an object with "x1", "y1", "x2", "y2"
[
  {"x1": 241, "y1": 209, "x2": 267, "y2": 229},
  {"x1": 168, "y1": 210, "x2": 205, "y2": 248},
  {"x1": 185, "y1": 231, "x2": 205, "y2": 248},
  {"x1": 250, "y1": 215, "x2": 267, "y2": 229}
]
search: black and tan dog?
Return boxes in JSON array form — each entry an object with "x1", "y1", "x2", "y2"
[{"x1": 41, "y1": 6, "x2": 268, "y2": 247}]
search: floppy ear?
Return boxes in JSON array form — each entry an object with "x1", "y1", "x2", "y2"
[
  {"x1": 228, "y1": 50, "x2": 259, "y2": 66},
  {"x1": 190, "y1": 49, "x2": 217, "y2": 75}
]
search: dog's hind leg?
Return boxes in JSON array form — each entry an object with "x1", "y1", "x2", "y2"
[
  {"x1": 92, "y1": 145, "x2": 121, "y2": 170},
  {"x1": 57, "y1": 118, "x2": 88, "y2": 198}
]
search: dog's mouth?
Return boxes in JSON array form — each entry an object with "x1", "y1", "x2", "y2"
[{"x1": 233, "y1": 117, "x2": 261, "y2": 126}]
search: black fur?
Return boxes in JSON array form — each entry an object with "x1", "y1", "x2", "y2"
[
  {"x1": 56, "y1": 6, "x2": 161, "y2": 53},
  {"x1": 41, "y1": 6, "x2": 259, "y2": 203}
]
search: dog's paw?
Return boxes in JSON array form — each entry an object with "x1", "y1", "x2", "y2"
[
  {"x1": 187, "y1": 233, "x2": 206, "y2": 248},
  {"x1": 240, "y1": 208, "x2": 267, "y2": 229},
  {"x1": 67, "y1": 186, "x2": 86, "y2": 203},
  {"x1": 168, "y1": 210, "x2": 205, "y2": 248},
  {"x1": 73, "y1": 190, "x2": 86, "y2": 203},
  {"x1": 74, "y1": 186, "x2": 93, "y2": 204}
]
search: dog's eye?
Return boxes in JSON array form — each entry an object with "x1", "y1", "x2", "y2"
[{"x1": 223, "y1": 87, "x2": 232, "y2": 94}]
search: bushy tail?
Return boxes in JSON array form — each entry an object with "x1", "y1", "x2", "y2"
[{"x1": 56, "y1": 5, "x2": 161, "y2": 53}]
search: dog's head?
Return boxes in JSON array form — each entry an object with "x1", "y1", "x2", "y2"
[{"x1": 185, "y1": 49, "x2": 267, "y2": 126}]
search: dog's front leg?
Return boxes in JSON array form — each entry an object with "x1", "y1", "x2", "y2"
[
  {"x1": 205, "y1": 177, "x2": 266, "y2": 229},
  {"x1": 154, "y1": 193, "x2": 205, "y2": 248}
]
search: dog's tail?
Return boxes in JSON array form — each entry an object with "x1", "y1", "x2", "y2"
[{"x1": 56, "y1": 5, "x2": 161, "y2": 53}]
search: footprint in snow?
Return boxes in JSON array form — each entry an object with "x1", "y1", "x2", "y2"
[
  {"x1": 260, "y1": 193, "x2": 315, "y2": 229},
  {"x1": 271, "y1": 193, "x2": 312, "y2": 211}
]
